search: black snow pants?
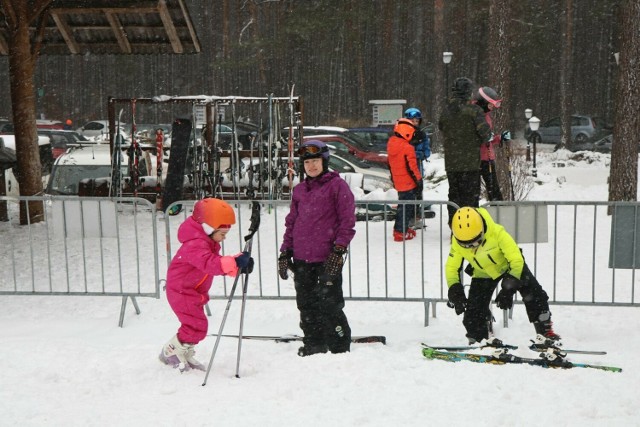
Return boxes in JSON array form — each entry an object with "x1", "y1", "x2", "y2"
[
  {"x1": 446, "y1": 170, "x2": 481, "y2": 226},
  {"x1": 293, "y1": 260, "x2": 351, "y2": 353},
  {"x1": 464, "y1": 263, "x2": 551, "y2": 342}
]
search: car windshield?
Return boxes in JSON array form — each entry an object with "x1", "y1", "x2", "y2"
[{"x1": 48, "y1": 164, "x2": 126, "y2": 195}]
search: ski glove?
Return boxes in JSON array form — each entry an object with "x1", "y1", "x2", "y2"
[
  {"x1": 495, "y1": 289, "x2": 516, "y2": 310},
  {"x1": 447, "y1": 283, "x2": 467, "y2": 315},
  {"x1": 501, "y1": 130, "x2": 511, "y2": 142},
  {"x1": 278, "y1": 250, "x2": 293, "y2": 280},
  {"x1": 235, "y1": 251, "x2": 254, "y2": 274},
  {"x1": 323, "y1": 245, "x2": 347, "y2": 283},
  {"x1": 415, "y1": 180, "x2": 424, "y2": 195},
  {"x1": 495, "y1": 275, "x2": 521, "y2": 310}
]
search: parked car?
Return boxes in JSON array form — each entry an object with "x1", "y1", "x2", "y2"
[
  {"x1": 193, "y1": 122, "x2": 258, "y2": 150},
  {"x1": 38, "y1": 129, "x2": 93, "y2": 159},
  {"x1": 46, "y1": 145, "x2": 132, "y2": 196},
  {"x1": 285, "y1": 125, "x2": 386, "y2": 152},
  {"x1": 528, "y1": 115, "x2": 605, "y2": 145},
  {"x1": 302, "y1": 134, "x2": 389, "y2": 168},
  {"x1": 0, "y1": 134, "x2": 53, "y2": 196},
  {"x1": 566, "y1": 134, "x2": 613, "y2": 154},
  {"x1": 36, "y1": 119, "x2": 64, "y2": 130},
  {"x1": 348, "y1": 127, "x2": 392, "y2": 151},
  {"x1": 0, "y1": 118, "x2": 14, "y2": 134},
  {"x1": 327, "y1": 150, "x2": 392, "y2": 193},
  {"x1": 76, "y1": 120, "x2": 130, "y2": 140}
]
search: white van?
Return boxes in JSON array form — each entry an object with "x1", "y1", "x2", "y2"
[
  {"x1": 0, "y1": 134, "x2": 52, "y2": 196},
  {"x1": 45, "y1": 144, "x2": 156, "y2": 197}
]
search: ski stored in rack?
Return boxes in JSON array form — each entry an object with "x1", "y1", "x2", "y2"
[{"x1": 422, "y1": 347, "x2": 621, "y2": 373}]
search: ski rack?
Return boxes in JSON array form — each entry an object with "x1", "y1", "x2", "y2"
[{"x1": 107, "y1": 94, "x2": 304, "y2": 203}]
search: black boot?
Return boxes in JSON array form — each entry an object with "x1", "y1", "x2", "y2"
[
  {"x1": 297, "y1": 344, "x2": 328, "y2": 357},
  {"x1": 533, "y1": 312, "x2": 561, "y2": 341}
]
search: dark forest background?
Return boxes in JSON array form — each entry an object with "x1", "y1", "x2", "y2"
[{"x1": 0, "y1": 0, "x2": 622, "y2": 132}]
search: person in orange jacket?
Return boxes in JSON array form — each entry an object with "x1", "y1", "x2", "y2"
[{"x1": 387, "y1": 118, "x2": 423, "y2": 241}]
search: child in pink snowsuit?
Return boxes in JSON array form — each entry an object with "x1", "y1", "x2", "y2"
[{"x1": 160, "y1": 198, "x2": 253, "y2": 372}]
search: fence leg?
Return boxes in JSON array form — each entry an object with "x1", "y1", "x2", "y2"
[
  {"x1": 118, "y1": 296, "x2": 128, "y2": 328},
  {"x1": 130, "y1": 296, "x2": 141, "y2": 315},
  {"x1": 502, "y1": 309, "x2": 509, "y2": 328},
  {"x1": 423, "y1": 300, "x2": 430, "y2": 327},
  {"x1": 118, "y1": 296, "x2": 141, "y2": 327}
]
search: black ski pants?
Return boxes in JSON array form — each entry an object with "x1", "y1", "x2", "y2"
[
  {"x1": 480, "y1": 160, "x2": 503, "y2": 201},
  {"x1": 293, "y1": 260, "x2": 351, "y2": 353},
  {"x1": 446, "y1": 170, "x2": 481, "y2": 226},
  {"x1": 463, "y1": 263, "x2": 551, "y2": 342}
]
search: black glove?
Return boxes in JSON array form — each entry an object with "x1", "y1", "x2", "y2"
[
  {"x1": 235, "y1": 251, "x2": 254, "y2": 274},
  {"x1": 495, "y1": 275, "x2": 521, "y2": 310},
  {"x1": 415, "y1": 180, "x2": 424, "y2": 195},
  {"x1": 278, "y1": 250, "x2": 293, "y2": 280},
  {"x1": 411, "y1": 129, "x2": 426, "y2": 145},
  {"x1": 446, "y1": 283, "x2": 467, "y2": 315},
  {"x1": 495, "y1": 289, "x2": 516, "y2": 310},
  {"x1": 323, "y1": 245, "x2": 347, "y2": 280}
]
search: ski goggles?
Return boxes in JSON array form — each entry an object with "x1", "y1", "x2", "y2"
[
  {"x1": 298, "y1": 145, "x2": 328, "y2": 156},
  {"x1": 457, "y1": 232, "x2": 484, "y2": 249}
]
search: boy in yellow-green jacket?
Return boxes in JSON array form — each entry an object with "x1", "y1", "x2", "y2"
[{"x1": 445, "y1": 207, "x2": 561, "y2": 345}]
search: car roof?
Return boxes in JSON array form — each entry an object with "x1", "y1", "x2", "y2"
[
  {"x1": 303, "y1": 134, "x2": 352, "y2": 141},
  {"x1": 0, "y1": 134, "x2": 50, "y2": 148},
  {"x1": 55, "y1": 145, "x2": 120, "y2": 166},
  {"x1": 348, "y1": 127, "x2": 392, "y2": 132}
]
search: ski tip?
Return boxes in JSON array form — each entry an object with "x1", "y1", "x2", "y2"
[{"x1": 352, "y1": 336, "x2": 386, "y2": 345}]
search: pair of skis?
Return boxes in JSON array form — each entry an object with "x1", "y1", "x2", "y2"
[
  {"x1": 421, "y1": 342, "x2": 621, "y2": 372},
  {"x1": 216, "y1": 334, "x2": 387, "y2": 345}
]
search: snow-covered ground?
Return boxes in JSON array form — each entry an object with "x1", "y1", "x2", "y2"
[{"x1": 1, "y1": 144, "x2": 638, "y2": 427}]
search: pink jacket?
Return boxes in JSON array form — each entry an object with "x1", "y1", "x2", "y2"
[
  {"x1": 166, "y1": 217, "x2": 238, "y2": 306},
  {"x1": 480, "y1": 112, "x2": 500, "y2": 162}
]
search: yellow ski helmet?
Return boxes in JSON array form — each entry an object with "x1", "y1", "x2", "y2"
[{"x1": 452, "y1": 207, "x2": 484, "y2": 247}]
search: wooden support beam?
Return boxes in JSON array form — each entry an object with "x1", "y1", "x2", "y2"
[
  {"x1": 0, "y1": 32, "x2": 8, "y2": 55},
  {"x1": 105, "y1": 12, "x2": 132, "y2": 54},
  {"x1": 157, "y1": 0, "x2": 183, "y2": 54},
  {"x1": 50, "y1": 11, "x2": 80, "y2": 54},
  {"x1": 177, "y1": 0, "x2": 200, "y2": 53}
]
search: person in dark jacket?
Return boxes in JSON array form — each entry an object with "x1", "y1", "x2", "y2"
[
  {"x1": 278, "y1": 140, "x2": 357, "y2": 357},
  {"x1": 438, "y1": 77, "x2": 492, "y2": 226},
  {"x1": 387, "y1": 118, "x2": 423, "y2": 241}
]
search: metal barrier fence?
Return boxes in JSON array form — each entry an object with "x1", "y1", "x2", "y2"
[
  {"x1": 3, "y1": 196, "x2": 639, "y2": 328},
  {"x1": 163, "y1": 199, "x2": 640, "y2": 326},
  {"x1": 0, "y1": 196, "x2": 160, "y2": 326}
]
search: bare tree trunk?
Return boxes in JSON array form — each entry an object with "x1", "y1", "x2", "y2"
[
  {"x1": 487, "y1": 0, "x2": 514, "y2": 200},
  {"x1": 3, "y1": 0, "x2": 49, "y2": 224},
  {"x1": 609, "y1": 0, "x2": 640, "y2": 203},
  {"x1": 559, "y1": 0, "x2": 574, "y2": 150},
  {"x1": 431, "y1": 0, "x2": 445, "y2": 153}
]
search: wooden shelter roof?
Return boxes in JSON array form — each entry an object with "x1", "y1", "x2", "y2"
[{"x1": 0, "y1": 0, "x2": 201, "y2": 56}]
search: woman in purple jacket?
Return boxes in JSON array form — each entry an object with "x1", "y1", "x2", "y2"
[
  {"x1": 160, "y1": 198, "x2": 253, "y2": 372},
  {"x1": 278, "y1": 140, "x2": 357, "y2": 356}
]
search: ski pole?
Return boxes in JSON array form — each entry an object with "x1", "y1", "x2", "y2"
[
  {"x1": 202, "y1": 201, "x2": 261, "y2": 386},
  {"x1": 234, "y1": 233, "x2": 254, "y2": 378}
]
